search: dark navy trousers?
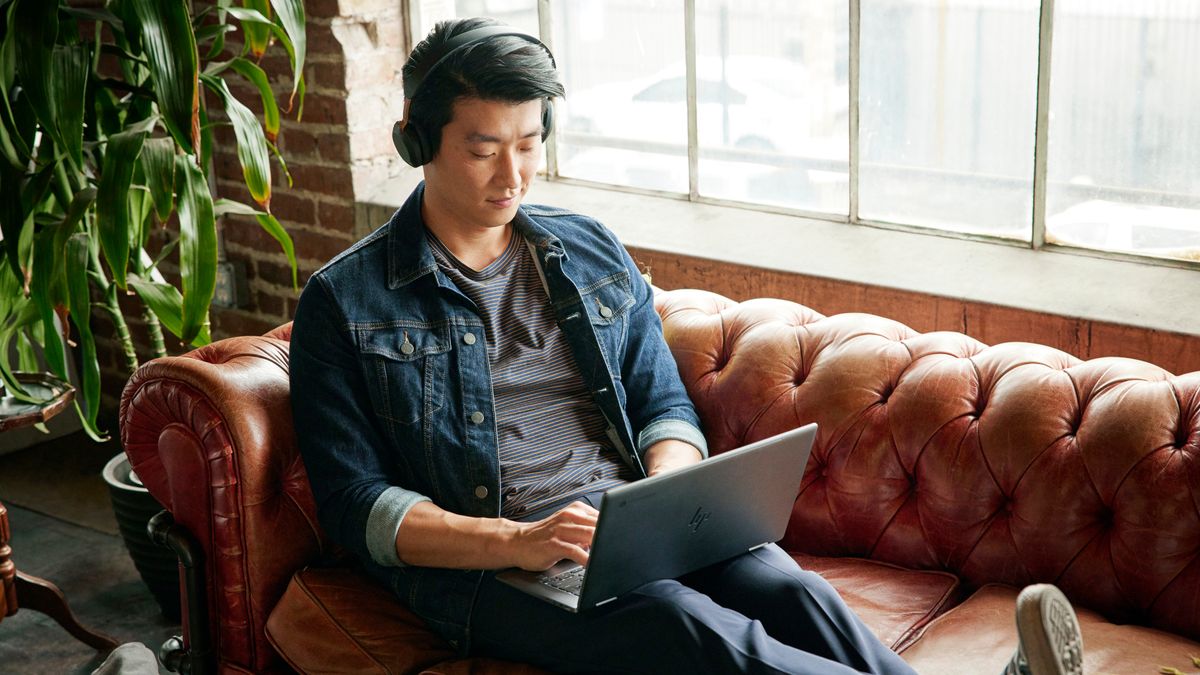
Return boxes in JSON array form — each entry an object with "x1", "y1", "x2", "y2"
[{"x1": 468, "y1": 494, "x2": 917, "y2": 675}]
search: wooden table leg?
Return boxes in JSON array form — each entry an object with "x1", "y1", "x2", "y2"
[
  {"x1": 14, "y1": 571, "x2": 119, "y2": 651},
  {"x1": 1, "y1": 500, "x2": 118, "y2": 651}
]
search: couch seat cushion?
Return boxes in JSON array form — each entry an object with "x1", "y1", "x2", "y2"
[
  {"x1": 792, "y1": 553, "x2": 961, "y2": 651},
  {"x1": 265, "y1": 567, "x2": 548, "y2": 675},
  {"x1": 900, "y1": 584, "x2": 1200, "y2": 675}
]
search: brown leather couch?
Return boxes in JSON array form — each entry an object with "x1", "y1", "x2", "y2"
[{"x1": 120, "y1": 288, "x2": 1200, "y2": 674}]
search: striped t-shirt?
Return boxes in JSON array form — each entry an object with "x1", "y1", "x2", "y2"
[{"x1": 428, "y1": 226, "x2": 635, "y2": 518}]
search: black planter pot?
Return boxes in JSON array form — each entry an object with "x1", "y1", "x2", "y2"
[{"x1": 103, "y1": 452, "x2": 181, "y2": 622}]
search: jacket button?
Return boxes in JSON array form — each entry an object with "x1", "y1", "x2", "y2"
[
  {"x1": 400, "y1": 341, "x2": 415, "y2": 355},
  {"x1": 463, "y1": 332, "x2": 476, "y2": 345},
  {"x1": 470, "y1": 411, "x2": 485, "y2": 424},
  {"x1": 474, "y1": 485, "x2": 488, "y2": 499},
  {"x1": 600, "y1": 306, "x2": 613, "y2": 319}
]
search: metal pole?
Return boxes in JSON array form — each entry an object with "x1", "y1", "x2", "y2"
[
  {"x1": 1031, "y1": 0, "x2": 1056, "y2": 248},
  {"x1": 685, "y1": 0, "x2": 700, "y2": 201},
  {"x1": 849, "y1": 0, "x2": 861, "y2": 223},
  {"x1": 538, "y1": 0, "x2": 559, "y2": 179}
]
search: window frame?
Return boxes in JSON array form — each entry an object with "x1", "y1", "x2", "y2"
[{"x1": 416, "y1": 0, "x2": 1200, "y2": 273}]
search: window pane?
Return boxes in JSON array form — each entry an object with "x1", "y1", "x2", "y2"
[
  {"x1": 1045, "y1": 1, "x2": 1200, "y2": 261},
  {"x1": 860, "y1": 0, "x2": 1040, "y2": 237},
  {"x1": 695, "y1": 1, "x2": 849, "y2": 214},
  {"x1": 444, "y1": 1, "x2": 539, "y2": 35},
  {"x1": 552, "y1": 1, "x2": 688, "y2": 194}
]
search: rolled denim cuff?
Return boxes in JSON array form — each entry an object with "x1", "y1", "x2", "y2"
[
  {"x1": 637, "y1": 418, "x2": 709, "y2": 459},
  {"x1": 366, "y1": 486, "x2": 432, "y2": 567}
]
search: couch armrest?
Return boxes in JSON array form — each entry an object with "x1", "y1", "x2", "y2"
[{"x1": 119, "y1": 334, "x2": 331, "y2": 673}]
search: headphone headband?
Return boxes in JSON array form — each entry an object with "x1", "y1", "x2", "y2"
[{"x1": 402, "y1": 25, "x2": 557, "y2": 100}]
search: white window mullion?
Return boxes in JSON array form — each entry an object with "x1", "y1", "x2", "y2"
[
  {"x1": 538, "y1": 0, "x2": 558, "y2": 179},
  {"x1": 1031, "y1": 0, "x2": 1056, "y2": 249},
  {"x1": 685, "y1": 0, "x2": 699, "y2": 201},
  {"x1": 849, "y1": 0, "x2": 861, "y2": 224}
]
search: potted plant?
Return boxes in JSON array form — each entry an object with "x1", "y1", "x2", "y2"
[{"x1": 0, "y1": 0, "x2": 305, "y2": 616}]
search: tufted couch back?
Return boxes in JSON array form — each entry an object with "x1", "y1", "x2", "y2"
[{"x1": 657, "y1": 289, "x2": 1200, "y2": 643}]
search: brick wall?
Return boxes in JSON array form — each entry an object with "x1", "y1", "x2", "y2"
[{"x1": 96, "y1": 0, "x2": 412, "y2": 415}]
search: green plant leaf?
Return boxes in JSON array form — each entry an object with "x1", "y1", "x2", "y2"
[
  {"x1": 198, "y1": 97, "x2": 212, "y2": 176},
  {"x1": 65, "y1": 233, "x2": 107, "y2": 440},
  {"x1": 49, "y1": 44, "x2": 89, "y2": 170},
  {"x1": 96, "y1": 128, "x2": 146, "y2": 289},
  {"x1": 267, "y1": 139, "x2": 292, "y2": 186},
  {"x1": 225, "y1": 6, "x2": 273, "y2": 26},
  {"x1": 12, "y1": 0, "x2": 58, "y2": 156},
  {"x1": 268, "y1": 0, "x2": 305, "y2": 110},
  {"x1": 175, "y1": 153, "x2": 216, "y2": 345},
  {"x1": 201, "y1": 74, "x2": 271, "y2": 208},
  {"x1": 29, "y1": 228, "x2": 68, "y2": 383},
  {"x1": 214, "y1": 198, "x2": 297, "y2": 289},
  {"x1": 140, "y1": 137, "x2": 175, "y2": 222},
  {"x1": 127, "y1": 272, "x2": 211, "y2": 346},
  {"x1": 0, "y1": 149, "x2": 25, "y2": 283},
  {"x1": 195, "y1": 22, "x2": 235, "y2": 44},
  {"x1": 130, "y1": 0, "x2": 199, "y2": 155},
  {"x1": 62, "y1": 6, "x2": 125, "y2": 30},
  {"x1": 227, "y1": 57, "x2": 279, "y2": 142},
  {"x1": 241, "y1": 0, "x2": 272, "y2": 59},
  {"x1": 15, "y1": 329, "x2": 37, "y2": 372}
]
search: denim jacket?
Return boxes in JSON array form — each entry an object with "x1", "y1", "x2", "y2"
[{"x1": 289, "y1": 182, "x2": 708, "y2": 650}]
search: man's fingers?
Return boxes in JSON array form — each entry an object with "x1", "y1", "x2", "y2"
[{"x1": 560, "y1": 542, "x2": 589, "y2": 567}]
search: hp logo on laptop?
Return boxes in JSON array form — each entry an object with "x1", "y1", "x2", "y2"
[{"x1": 688, "y1": 506, "x2": 711, "y2": 534}]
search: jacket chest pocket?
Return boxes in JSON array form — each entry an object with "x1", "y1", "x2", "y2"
[
  {"x1": 358, "y1": 325, "x2": 451, "y2": 426},
  {"x1": 580, "y1": 272, "x2": 634, "y2": 377}
]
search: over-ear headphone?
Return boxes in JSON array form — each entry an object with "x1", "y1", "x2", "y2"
[{"x1": 393, "y1": 26, "x2": 557, "y2": 167}]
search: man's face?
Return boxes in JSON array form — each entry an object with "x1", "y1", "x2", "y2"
[{"x1": 422, "y1": 97, "x2": 544, "y2": 233}]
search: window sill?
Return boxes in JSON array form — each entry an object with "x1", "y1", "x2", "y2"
[{"x1": 359, "y1": 172, "x2": 1199, "y2": 338}]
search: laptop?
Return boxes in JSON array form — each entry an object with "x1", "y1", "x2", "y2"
[{"x1": 496, "y1": 422, "x2": 817, "y2": 612}]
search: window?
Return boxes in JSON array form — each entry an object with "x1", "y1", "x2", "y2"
[{"x1": 413, "y1": 0, "x2": 1200, "y2": 266}]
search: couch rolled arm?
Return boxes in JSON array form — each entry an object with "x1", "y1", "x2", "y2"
[{"x1": 119, "y1": 334, "x2": 332, "y2": 673}]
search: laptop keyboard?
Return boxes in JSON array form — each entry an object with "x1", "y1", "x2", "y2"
[{"x1": 538, "y1": 566, "x2": 586, "y2": 595}]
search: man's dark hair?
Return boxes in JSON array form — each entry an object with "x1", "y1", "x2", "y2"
[{"x1": 403, "y1": 17, "x2": 565, "y2": 159}]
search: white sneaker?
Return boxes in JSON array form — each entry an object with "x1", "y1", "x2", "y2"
[{"x1": 1005, "y1": 584, "x2": 1085, "y2": 675}]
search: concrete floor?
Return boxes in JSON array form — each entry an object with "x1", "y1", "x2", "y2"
[{"x1": 1, "y1": 432, "x2": 181, "y2": 674}]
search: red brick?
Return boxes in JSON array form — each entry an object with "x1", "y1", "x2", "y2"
[
  {"x1": 298, "y1": 93, "x2": 349, "y2": 125},
  {"x1": 268, "y1": 191, "x2": 317, "y2": 225},
  {"x1": 307, "y1": 22, "x2": 342, "y2": 57},
  {"x1": 280, "y1": 128, "x2": 318, "y2": 157},
  {"x1": 305, "y1": 0, "x2": 341, "y2": 19},
  {"x1": 317, "y1": 200, "x2": 356, "y2": 230},
  {"x1": 211, "y1": 123, "x2": 237, "y2": 147},
  {"x1": 309, "y1": 61, "x2": 347, "y2": 92},
  {"x1": 255, "y1": 289, "x2": 285, "y2": 316},
  {"x1": 214, "y1": 179, "x2": 255, "y2": 206},
  {"x1": 286, "y1": 297, "x2": 300, "y2": 317},
  {"x1": 292, "y1": 228, "x2": 354, "y2": 263},
  {"x1": 287, "y1": 164, "x2": 354, "y2": 200},
  {"x1": 257, "y1": 259, "x2": 302, "y2": 288},
  {"x1": 213, "y1": 151, "x2": 243, "y2": 183},
  {"x1": 212, "y1": 309, "x2": 284, "y2": 340},
  {"x1": 224, "y1": 218, "x2": 286, "y2": 252},
  {"x1": 318, "y1": 132, "x2": 351, "y2": 163}
]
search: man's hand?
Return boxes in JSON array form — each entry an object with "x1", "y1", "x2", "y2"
[
  {"x1": 506, "y1": 501, "x2": 599, "y2": 571},
  {"x1": 643, "y1": 439, "x2": 703, "y2": 477}
]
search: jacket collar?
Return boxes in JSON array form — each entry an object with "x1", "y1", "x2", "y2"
[{"x1": 387, "y1": 181, "x2": 565, "y2": 289}]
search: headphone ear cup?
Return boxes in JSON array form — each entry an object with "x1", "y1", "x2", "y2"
[
  {"x1": 393, "y1": 119, "x2": 432, "y2": 167},
  {"x1": 541, "y1": 100, "x2": 554, "y2": 141}
]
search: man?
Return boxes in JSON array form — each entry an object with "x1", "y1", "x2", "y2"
[{"x1": 289, "y1": 17, "x2": 1084, "y2": 675}]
